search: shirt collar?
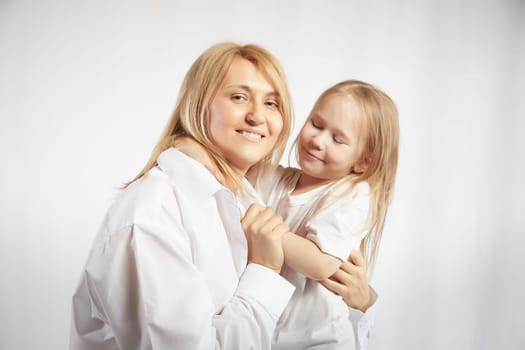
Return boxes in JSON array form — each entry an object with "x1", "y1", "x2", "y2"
[{"x1": 156, "y1": 147, "x2": 224, "y2": 204}]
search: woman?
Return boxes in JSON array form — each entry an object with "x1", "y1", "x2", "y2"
[{"x1": 70, "y1": 42, "x2": 295, "y2": 349}]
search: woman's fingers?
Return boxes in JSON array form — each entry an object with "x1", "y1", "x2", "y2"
[
  {"x1": 338, "y1": 260, "x2": 356, "y2": 275},
  {"x1": 321, "y1": 249, "x2": 371, "y2": 311},
  {"x1": 349, "y1": 249, "x2": 365, "y2": 268},
  {"x1": 241, "y1": 204, "x2": 287, "y2": 273},
  {"x1": 339, "y1": 249, "x2": 367, "y2": 276},
  {"x1": 320, "y1": 278, "x2": 344, "y2": 296},
  {"x1": 329, "y1": 268, "x2": 345, "y2": 283},
  {"x1": 241, "y1": 205, "x2": 281, "y2": 234},
  {"x1": 241, "y1": 204, "x2": 264, "y2": 230}
]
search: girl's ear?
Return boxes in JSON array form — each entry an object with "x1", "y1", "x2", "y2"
[{"x1": 353, "y1": 154, "x2": 371, "y2": 174}]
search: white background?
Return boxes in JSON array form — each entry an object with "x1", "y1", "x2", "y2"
[{"x1": 1, "y1": 0, "x2": 524, "y2": 349}]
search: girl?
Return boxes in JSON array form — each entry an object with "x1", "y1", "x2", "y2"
[
  {"x1": 70, "y1": 42, "x2": 296, "y2": 350},
  {"x1": 176, "y1": 79, "x2": 399, "y2": 349},
  {"x1": 252, "y1": 80, "x2": 399, "y2": 349}
]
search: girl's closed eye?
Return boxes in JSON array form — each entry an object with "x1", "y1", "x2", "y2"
[
  {"x1": 311, "y1": 119, "x2": 322, "y2": 129},
  {"x1": 333, "y1": 135, "x2": 346, "y2": 144}
]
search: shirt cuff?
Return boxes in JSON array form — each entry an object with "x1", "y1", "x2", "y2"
[
  {"x1": 236, "y1": 263, "x2": 295, "y2": 320},
  {"x1": 348, "y1": 286, "x2": 378, "y2": 350}
]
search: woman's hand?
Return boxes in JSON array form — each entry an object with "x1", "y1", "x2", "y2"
[
  {"x1": 173, "y1": 137, "x2": 225, "y2": 184},
  {"x1": 241, "y1": 204, "x2": 288, "y2": 274},
  {"x1": 320, "y1": 249, "x2": 371, "y2": 312}
]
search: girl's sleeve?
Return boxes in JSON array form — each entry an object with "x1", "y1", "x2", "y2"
[{"x1": 305, "y1": 182, "x2": 371, "y2": 261}]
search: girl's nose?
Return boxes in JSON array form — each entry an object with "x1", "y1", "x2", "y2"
[{"x1": 310, "y1": 133, "x2": 325, "y2": 150}]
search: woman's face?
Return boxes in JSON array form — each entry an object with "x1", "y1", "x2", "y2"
[{"x1": 208, "y1": 58, "x2": 283, "y2": 175}]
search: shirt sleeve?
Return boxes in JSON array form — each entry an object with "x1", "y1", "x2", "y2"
[
  {"x1": 347, "y1": 286, "x2": 378, "y2": 350},
  {"x1": 305, "y1": 182, "x2": 371, "y2": 261},
  {"x1": 71, "y1": 221, "x2": 294, "y2": 350},
  {"x1": 214, "y1": 264, "x2": 296, "y2": 348}
]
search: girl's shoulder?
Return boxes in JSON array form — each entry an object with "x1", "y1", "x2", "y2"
[
  {"x1": 306, "y1": 180, "x2": 372, "y2": 251},
  {"x1": 330, "y1": 179, "x2": 370, "y2": 199},
  {"x1": 254, "y1": 165, "x2": 301, "y2": 204},
  {"x1": 258, "y1": 164, "x2": 301, "y2": 189},
  {"x1": 275, "y1": 165, "x2": 301, "y2": 182},
  {"x1": 313, "y1": 180, "x2": 371, "y2": 219}
]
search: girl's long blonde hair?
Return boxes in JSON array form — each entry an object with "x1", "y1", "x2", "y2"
[
  {"x1": 126, "y1": 42, "x2": 293, "y2": 189},
  {"x1": 294, "y1": 80, "x2": 399, "y2": 273}
]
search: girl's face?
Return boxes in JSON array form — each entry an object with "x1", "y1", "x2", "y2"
[
  {"x1": 208, "y1": 58, "x2": 283, "y2": 176},
  {"x1": 297, "y1": 94, "x2": 368, "y2": 185}
]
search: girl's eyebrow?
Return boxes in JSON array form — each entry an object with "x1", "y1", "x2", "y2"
[
  {"x1": 335, "y1": 130, "x2": 350, "y2": 142},
  {"x1": 310, "y1": 113, "x2": 323, "y2": 122},
  {"x1": 334, "y1": 128, "x2": 353, "y2": 143},
  {"x1": 333, "y1": 125, "x2": 351, "y2": 141}
]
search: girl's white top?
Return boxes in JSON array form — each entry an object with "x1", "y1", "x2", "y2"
[
  {"x1": 257, "y1": 166, "x2": 372, "y2": 350},
  {"x1": 69, "y1": 148, "x2": 295, "y2": 350}
]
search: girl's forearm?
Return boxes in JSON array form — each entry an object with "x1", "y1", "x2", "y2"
[{"x1": 281, "y1": 231, "x2": 342, "y2": 280}]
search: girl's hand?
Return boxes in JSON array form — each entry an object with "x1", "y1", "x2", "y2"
[
  {"x1": 320, "y1": 249, "x2": 371, "y2": 312},
  {"x1": 173, "y1": 137, "x2": 225, "y2": 185},
  {"x1": 241, "y1": 204, "x2": 288, "y2": 274}
]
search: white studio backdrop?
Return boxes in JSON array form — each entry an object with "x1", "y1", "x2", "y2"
[{"x1": 1, "y1": 0, "x2": 524, "y2": 349}]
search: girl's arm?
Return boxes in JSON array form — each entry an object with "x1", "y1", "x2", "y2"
[
  {"x1": 284, "y1": 182, "x2": 370, "y2": 281},
  {"x1": 282, "y1": 231, "x2": 342, "y2": 280}
]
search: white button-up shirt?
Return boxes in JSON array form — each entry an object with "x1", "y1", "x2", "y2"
[{"x1": 70, "y1": 148, "x2": 295, "y2": 350}]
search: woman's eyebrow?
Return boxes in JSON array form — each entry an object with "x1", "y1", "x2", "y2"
[
  {"x1": 224, "y1": 84, "x2": 250, "y2": 91},
  {"x1": 224, "y1": 84, "x2": 279, "y2": 97}
]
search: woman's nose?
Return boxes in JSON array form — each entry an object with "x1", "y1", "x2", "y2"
[{"x1": 246, "y1": 103, "x2": 264, "y2": 126}]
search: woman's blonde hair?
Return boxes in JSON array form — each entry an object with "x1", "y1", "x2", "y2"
[
  {"x1": 127, "y1": 42, "x2": 293, "y2": 189},
  {"x1": 293, "y1": 80, "x2": 399, "y2": 273}
]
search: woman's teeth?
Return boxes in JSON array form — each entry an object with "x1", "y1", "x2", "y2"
[{"x1": 239, "y1": 130, "x2": 262, "y2": 141}]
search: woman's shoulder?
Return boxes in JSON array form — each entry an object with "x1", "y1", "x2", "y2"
[
  {"x1": 99, "y1": 173, "x2": 172, "y2": 237},
  {"x1": 112, "y1": 168, "x2": 179, "y2": 218}
]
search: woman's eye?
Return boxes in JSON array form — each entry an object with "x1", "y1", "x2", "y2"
[
  {"x1": 265, "y1": 100, "x2": 279, "y2": 109},
  {"x1": 231, "y1": 94, "x2": 247, "y2": 103}
]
